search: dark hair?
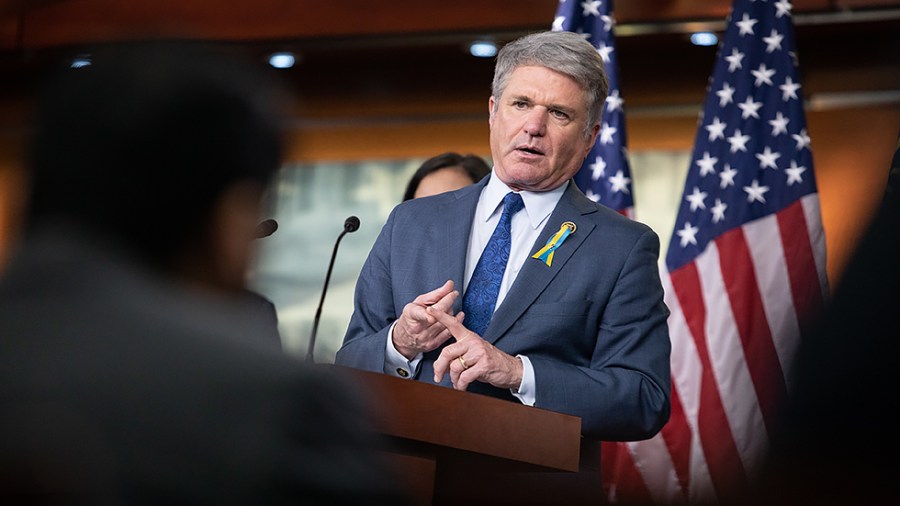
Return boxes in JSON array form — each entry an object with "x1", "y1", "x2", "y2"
[
  {"x1": 26, "y1": 42, "x2": 284, "y2": 267},
  {"x1": 402, "y1": 152, "x2": 491, "y2": 201}
]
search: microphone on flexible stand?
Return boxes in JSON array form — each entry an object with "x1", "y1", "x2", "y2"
[{"x1": 307, "y1": 216, "x2": 360, "y2": 362}]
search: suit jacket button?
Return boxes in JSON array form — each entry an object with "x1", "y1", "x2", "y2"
[{"x1": 396, "y1": 368, "x2": 409, "y2": 378}]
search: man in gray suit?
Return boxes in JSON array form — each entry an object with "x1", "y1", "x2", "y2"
[
  {"x1": 0, "y1": 43, "x2": 403, "y2": 504},
  {"x1": 336, "y1": 31, "x2": 671, "y2": 441}
]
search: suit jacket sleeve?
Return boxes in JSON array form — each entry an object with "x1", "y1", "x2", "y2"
[
  {"x1": 334, "y1": 209, "x2": 398, "y2": 372},
  {"x1": 529, "y1": 227, "x2": 671, "y2": 441}
]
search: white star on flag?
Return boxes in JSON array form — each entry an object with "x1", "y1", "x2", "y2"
[
  {"x1": 605, "y1": 90, "x2": 624, "y2": 112},
  {"x1": 696, "y1": 151, "x2": 719, "y2": 176},
  {"x1": 785, "y1": 160, "x2": 807, "y2": 185},
  {"x1": 589, "y1": 156, "x2": 607, "y2": 180},
  {"x1": 792, "y1": 128, "x2": 811, "y2": 150},
  {"x1": 763, "y1": 29, "x2": 784, "y2": 53},
  {"x1": 725, "y1": 48, "x2": 745, "y2": 72},
  {"x1": 676, "y1": 221, "x2": 699, "y2": 247},
  {"x1": 711, "y1": 198, "x2": 728, "y2": 223},
  {"x1": 585, "y1": 189, "x2": 601, "y2": 202},
  {"x1": 717, "y1": 82, "x2": 736, "y2": 106},
  {"x1": 601, "y1": 15, "x2": 613, "y2": 31},
  {"x1": 600, "y1": 122, "x2": 617, "y2": 144},
  {"x1": 756, "y1": 146, "x2": 781, "y2": 169},
  {"x1": 743, "y1": 179, "x2": 770, "y2": 203},
  {"x1": 581, "y1": 0, "x2": 601, "y2": 17},
  {"x1": 608, "y1": 170, "x2": 631, "y2": 193},
  {"x1": 736, "y1": 13, "x2": 758, "y2": 36},
  {"x1": 597, "y1": 42, "x2": 613, "y2": 63},
  {"x1": 552, "y1": 16, "x2": 566, "y2": 31},
  {"x1": 775, "y1": 0, "x2": 793, "y2": 18},
  {"x1": 738, "y1": 95, "x2": 763, "y2": 119},
  {"x1": 719, "y1": 164, "x2": 738, "y2": 188},
  {"x1": 769, "y1": 111, "x2": 790, "y2": 136},
  {"x1": 751, "y1": 63, "x2": 776, "y2": 86},
  {"x1": 727, "y1": 128, "x2": 751, "y2": 153},
  {"x1": 686, "y1": 187, "x2": 709, "y2": 211},
  {"x1": 779, "y1": 76, "x2": 801, "y2": 101},
  {"x1": 706, "y1": 117, "x2": 728, "y2": 141}
]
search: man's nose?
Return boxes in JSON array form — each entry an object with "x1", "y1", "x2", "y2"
[{"x1": 523, "y1": 108, "x2": 547, "y2": 137}]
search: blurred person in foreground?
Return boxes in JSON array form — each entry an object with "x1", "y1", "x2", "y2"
[
  {"x1": 335, "y1": 31, "x2": 670, "y2": 442},
  {"x1": 402, "y1": 152, "x2": 491, "y2": 201},
  {"x1": 753, "y1": 141, "x2": 900, "y2": 505},
  {"x1": 0, "y1": 43, "x2": 403, "y2": 504}
]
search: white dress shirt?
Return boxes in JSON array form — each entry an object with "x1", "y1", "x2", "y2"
[{"x1": 385, "y1": 172, "x2": 568, "y2": 406}]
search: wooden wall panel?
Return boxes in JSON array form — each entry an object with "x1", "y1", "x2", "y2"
[
  {"x1": 19, "y1": 0, "x2": 557, "y2": 49},
  {"x1": 283, "y1": 119, "x2": 491, "y2": 163},
  {"x1": 12, "y1": 0, "x2": 894, "y2": 51}
]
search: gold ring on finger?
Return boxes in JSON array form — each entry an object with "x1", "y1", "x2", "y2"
[{"x1": 458, "y1": 356, "x2": 468, "y2": 370}]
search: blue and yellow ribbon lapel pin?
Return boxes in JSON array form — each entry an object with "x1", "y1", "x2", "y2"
[{"x1": 532, "y1": 221, "x2": 576, "y2": 267}]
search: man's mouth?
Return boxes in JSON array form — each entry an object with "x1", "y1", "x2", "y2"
[{"x1": 516, "y1": 145, "x2": 545, "y2": 156}]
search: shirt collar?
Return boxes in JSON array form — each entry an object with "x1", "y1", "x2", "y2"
[{"x1": 480, "y1": 171, "x2": 569, "y2": 229}]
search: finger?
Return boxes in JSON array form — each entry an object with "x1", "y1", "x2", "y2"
[
  {"x1": 447, "y1": 352, "x2": 479, "y2": 391},
  {"x1": 412, "y1": 280, "x2": 455, "y2": 306},
  {"x1": 418, "y1": 307, "x2": 464, "y2": 346},
  {"x1": 449, "y1": 355, "x2": 465, "y2": 388},
  {"x1": 433, "y1": 336, "x2": 468, "y2": 381},
  {"x1": 454, "y1": 368, "x2": 476, "y2": 391},
  {"x1": 430, "y1": 288, "x2": 460, "y2": 315},
  {"x1": 433, "y1": 351, "x2": 450, "y2": 383},
  {"x1": 428, "y1": 306, "x2": 477, "y2": 342}
]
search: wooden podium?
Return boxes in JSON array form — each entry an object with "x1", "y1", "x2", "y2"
[{"x1": 342, "y1": 368, "x2": 602, "y2": 505}]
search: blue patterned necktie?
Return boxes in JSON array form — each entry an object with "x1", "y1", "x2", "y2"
[{"x1": 462, "y1": 192, "x2": 525, "y2": 336}]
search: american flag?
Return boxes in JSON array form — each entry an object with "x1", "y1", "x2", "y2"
[
  {"x1": 608, "y1": 0, "x2": 829, "y2": 503},
  {"x1": 552, "y1": 0, "x2": 634, "y2": 217}
]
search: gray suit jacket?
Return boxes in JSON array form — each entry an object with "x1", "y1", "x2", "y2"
[{"x1": 335, "y1": 177, "x2": 671, "y2": 440}]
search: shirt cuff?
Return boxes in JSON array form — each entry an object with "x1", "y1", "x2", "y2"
[
  {"x1": 511, "y1": 355, "x2": 536, "y2": 406},
  {"x1": 383, "y1": 320, "x2": 422, "y2": 379}
]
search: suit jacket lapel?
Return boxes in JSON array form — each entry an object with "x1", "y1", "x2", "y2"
[
  {"x1": 439, "y1": 177, "x2": 487, "y2": 312},
  {"x1": 483, "y1": 182, "x2": 598, "y2": 344}
]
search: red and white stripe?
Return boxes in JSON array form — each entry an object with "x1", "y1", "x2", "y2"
[{"x1": 603, "y1": 194, "x2": 827, "y2": 503}]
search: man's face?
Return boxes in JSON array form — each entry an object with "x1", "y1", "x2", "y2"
[{"x1": 489, "y1": 65, "x2": 600, "y2": 192}]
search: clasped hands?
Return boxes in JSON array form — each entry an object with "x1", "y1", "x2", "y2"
[{"x1": 391, "y1": 280, "x2": 523, "y2": 392}]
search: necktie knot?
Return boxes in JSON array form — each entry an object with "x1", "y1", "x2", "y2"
[{"x1": 502, "y1": 192, "x2": 525, "y2": 217}]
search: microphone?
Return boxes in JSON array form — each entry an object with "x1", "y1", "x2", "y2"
[
  {"x1": 307, "y1": 216, "x2": 360, "y2": 362},
  {"x1": 255, "y1": 219, "x2": 278, "y2": 239}
]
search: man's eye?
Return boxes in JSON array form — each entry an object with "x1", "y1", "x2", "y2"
[
  {"x1": 550, "y1": 110, "x2": 570, "y2": 120},
  {"x1": 512, "y1": 101, "x2": 528, "y2": 109}
]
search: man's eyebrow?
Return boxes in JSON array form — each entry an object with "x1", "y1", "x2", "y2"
[
  {"x1": 508, "y1": 94, "x2": 576, "y2": 113},
  {"x1": 508, "y1": 94, "x2": 532, "y2": 103}
]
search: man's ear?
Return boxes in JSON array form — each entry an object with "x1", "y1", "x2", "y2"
[
  {"x1": 585, "y1": 123, "x2": 601, "y2": 156},
  {"x1": 488, "y1": 96, "x2": 496, "y2": 126}
]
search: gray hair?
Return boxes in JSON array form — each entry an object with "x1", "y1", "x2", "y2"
[{"x1": 492, "y1": 31, "x2": 609, "y2": 134}]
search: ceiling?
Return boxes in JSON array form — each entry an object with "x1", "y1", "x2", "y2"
[{"x1": 0, "y1": 0, "x2": 898, "y2": 130}]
